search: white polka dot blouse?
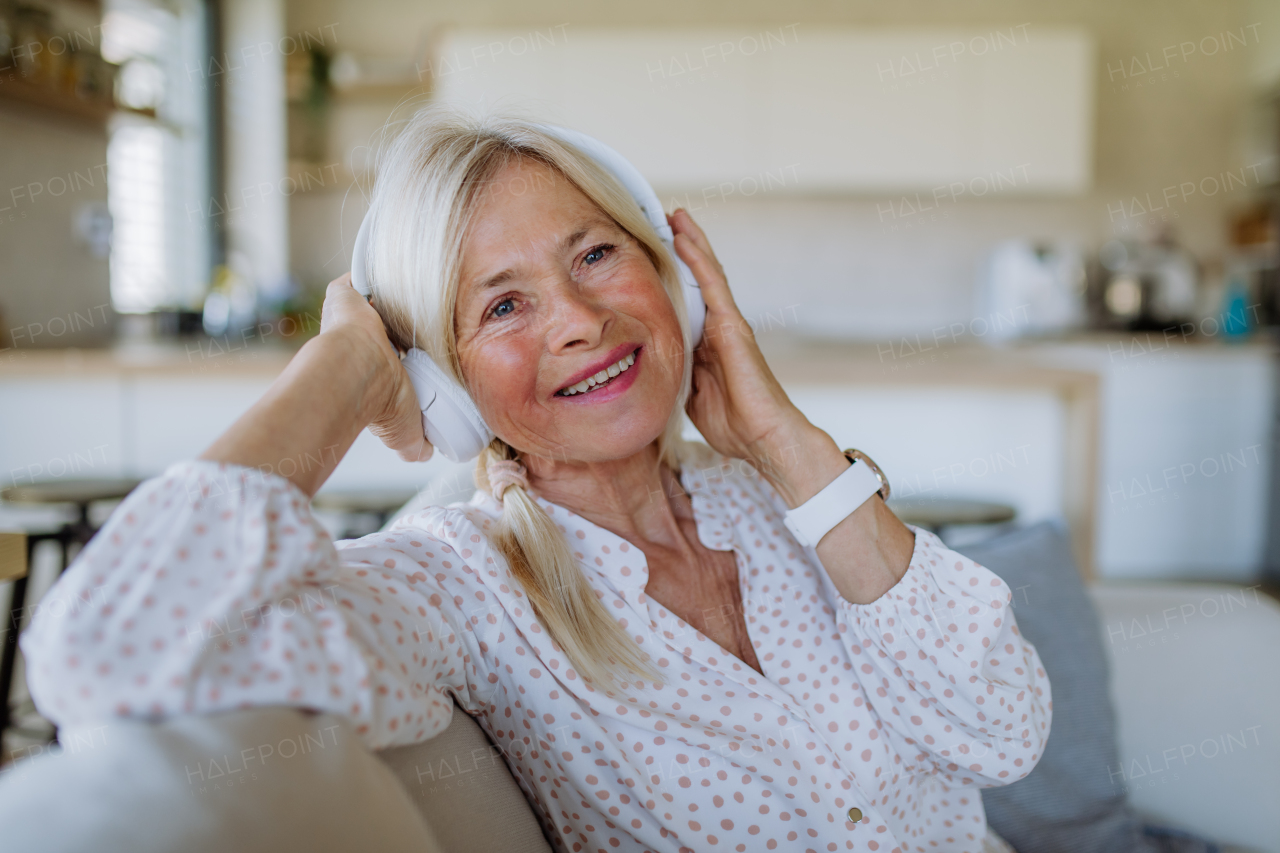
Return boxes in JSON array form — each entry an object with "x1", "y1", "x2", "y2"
[{"x1": 21, "y1": 441, "x2": 1051, "y2": 853}]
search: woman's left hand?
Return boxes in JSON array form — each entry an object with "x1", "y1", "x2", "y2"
[
  {"x1": 670, "y1": 209, "x2": 915, "y2": 599},
  {"x1": 669, "y1": 208, "x2": 821, "y2": 480}
]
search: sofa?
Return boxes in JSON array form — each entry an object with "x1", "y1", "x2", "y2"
[{"x1": 0, "y1": 519, "x2": 1275, "y2": 853}]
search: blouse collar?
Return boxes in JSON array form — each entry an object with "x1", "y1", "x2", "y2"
[{"x1": 470, "y1": 443, "x2": 742, "y2": 595}]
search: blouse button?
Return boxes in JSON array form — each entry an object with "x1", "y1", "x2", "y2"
[{"x1": 847, "y1": 807, "x2": 863, "y2": 824}]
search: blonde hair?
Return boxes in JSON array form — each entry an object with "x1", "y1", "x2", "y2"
[{"x1": 361, "y1": 104, "x2": 696, "y2": 688}]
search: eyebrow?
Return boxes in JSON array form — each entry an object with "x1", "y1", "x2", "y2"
[{"x1": 472, "y1": 221, "x2": 610, "y2": 293}]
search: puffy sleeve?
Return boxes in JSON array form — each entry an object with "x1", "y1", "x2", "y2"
[
  {"x1": 833, "y1": 524, "x2": 1052, "y2": 788},
  {"x1": 20, "y1": 459, "x2": 478, "y2": 751}
]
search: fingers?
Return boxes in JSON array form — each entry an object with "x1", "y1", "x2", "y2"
[
  {"x1": 322, "y1": 275, "x2": 360, "y2": 314},
  {"x1": 667, "y1": 208, "x2": 741, "y2": 319},
  {"x1": 370, "y1": 407, "x2": 436, "y2": 464},
  {"x1": 321, "y1": 271, "x2": 393, "y2": 345},
  {"x1": 397, "y1": 437, "x2": 434, "y2": 463},
  {"x1": 673, "y1": 231, "x2": 739, "y2": 317},
  {"x1": 388, "y1": 433, "x2": 433, "y2": 463},
  {"x1": 325, "y1": 272, "x2": 354, "y2": 297},
  {"x1": 325, "y1": 273, "x2": 374, "y2": 312},
  {"x1": 668, "y1": 209, "x2": 720, "y2": 267},
  {"x1": 384, "y1": 411, "x2": 433, "y2": 463}
]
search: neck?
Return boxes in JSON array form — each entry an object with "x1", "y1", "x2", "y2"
[{"x1": 521, "y1": 441, "x2": 694, "y2": 553}]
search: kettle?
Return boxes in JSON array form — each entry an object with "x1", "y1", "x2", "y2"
[{"x1": 1090, "y1": 234, "x2": 1198, "y2": 330}]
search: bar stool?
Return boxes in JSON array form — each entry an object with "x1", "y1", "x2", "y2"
[
  {"x1": 885, "y1": 496, "x2": 1017, "y2": 539},
  {"x1": 311, "y1": 489, "x2": 419, "y2": 540},
  {"x1": 0, "y1": 478, "x2": 142, "y2": 752}
]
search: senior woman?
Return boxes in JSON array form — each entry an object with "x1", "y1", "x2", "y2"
[{"x1": 21, "y1": 109, "x2": 1049, "y2": 853}]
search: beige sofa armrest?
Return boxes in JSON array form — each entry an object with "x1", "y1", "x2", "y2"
[
  {"x1": 0, "y1": 700, "x2": 555, "y2": 853},
  {"x1": 377, "y1": 703, "x2": 553, "y2": 853},
  {"x1": 0, "y1": 706, "x2": 444, "y2": 853}
]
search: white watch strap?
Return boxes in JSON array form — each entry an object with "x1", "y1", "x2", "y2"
[{"x1": 782, "y1": 458, "x2": 883, "y2": 549}]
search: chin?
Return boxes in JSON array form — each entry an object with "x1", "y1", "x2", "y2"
[
  {"x1": 534, "y1": 398, "x2": 675, "y2": 463},
  {"x1": 566, "y1": 419, "x2": 672, "y2": 463}
]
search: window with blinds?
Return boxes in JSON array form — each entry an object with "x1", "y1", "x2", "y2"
[{"x1": 102, "y1": 0, "x2": 211, "y2": 314}]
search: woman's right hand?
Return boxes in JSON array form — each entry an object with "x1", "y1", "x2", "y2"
[
  {"x1": 319, "y1": 274, "x2": 434, "y2": 463},
  {"x1": 199, "y1": 274, "x2": 433, "y2": 496}
]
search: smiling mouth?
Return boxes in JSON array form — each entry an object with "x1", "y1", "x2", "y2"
[{"x1": 555, "y1": 347, "x2": 639, "y2": 396}]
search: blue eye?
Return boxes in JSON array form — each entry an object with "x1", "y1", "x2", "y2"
[
  {"x1": 489, "y1": 297, "x2": 515, "y2": 319},
  {"x1": 583, "y1": 244, "x2": 614, "y2": 266}
]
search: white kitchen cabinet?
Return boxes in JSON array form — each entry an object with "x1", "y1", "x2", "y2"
[
  {"x1": 0, "y1": 377, "x2": 128, "y2": 488},
  {"x1": 0, "y1": 350, "x2": 459, "y2": 504},
  {"x1": 1024, "y1": 337, "x2": 1275, "y2": 581},
  {"x1": 781, "y1": 386, "x2": 1065, "y2": 522},
  {"x1": 129, "y1": 376, "x2": 276, "y2": 474},
  {"x1": 431, "y1": 26, "x2": 1094, "y2": 194},
  {"x1": 129, "y1": 376, "x2": 455, "y2": 492},
  {"x1": 682, "y1": 386, "x2": 1067, "y2": 525}
]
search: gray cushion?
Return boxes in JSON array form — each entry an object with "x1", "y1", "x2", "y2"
[
  {"x1": 0, "y1": 706, "x2": 443, "y2": 853},
  {"x1": 957, "y1": 520, "x2": 1220, "y2": 853}
]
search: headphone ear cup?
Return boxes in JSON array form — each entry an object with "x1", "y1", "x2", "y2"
[
  {"x1": 350, "y1": 212, "x2": 374, "y2": 298},
  {"x1": 671, "y1": 249, "x2": 706, "y2": 347},
  {"x1": 351, "y1": 214, "x2": 493, "y2": 461},
  {"x1": 400, "y1": 349, "x2": 494, "y2": 462}
]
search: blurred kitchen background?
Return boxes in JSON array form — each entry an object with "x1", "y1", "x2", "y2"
[
  {"x1": 2, "y1": 0, "x2": 1280, "y2": 714},
  {"x1": 4, "y1": 0, "x2": 1280, "y2": 569},
  {"x1": 3, "y1": 0, "x2": 1280, "y2": 843},
  {"x1": 5, "y1": 0, "x2": 1280, "y2": 575}
]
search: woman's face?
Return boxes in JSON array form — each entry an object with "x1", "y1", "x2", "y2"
[{"x1": 454, "y1": 156, "x2": 685, "y2": 465}]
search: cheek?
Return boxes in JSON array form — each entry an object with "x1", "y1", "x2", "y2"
[
  {"x1": 601, "y1": 259, "x2": 683, "y2": 340},
  {"x1": 620, "y1": 269, "x2": 685, "y2": 368},
  {"x1": 462, "y1": 336, "x2": 543, "y2": 426}
]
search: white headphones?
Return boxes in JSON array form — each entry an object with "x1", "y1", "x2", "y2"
[{"x1": 350, "y1": 123, "x2": 706, "y2": 462}]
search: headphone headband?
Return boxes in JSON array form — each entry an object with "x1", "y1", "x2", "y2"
[{"x1": 351, "y1": 123, "x2": 702, "y2": 338}]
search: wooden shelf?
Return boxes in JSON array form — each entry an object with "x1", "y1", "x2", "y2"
[
  {"x1": 0, "y1": 75, "x2": 113, "y2": 125},
  {"x1": 0, "y1": 75, "x2": 156, "y2": 126}
]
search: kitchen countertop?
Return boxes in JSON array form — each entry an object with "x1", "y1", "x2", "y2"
[
  {"x1": 758, "y1": 334, "x2": 1098, "y2": 391},
  {"x1": 4, "y1": 329, "x2": 1272, "y2": 583},
  {"x1": 0, "y1": 338, "x2": 303, "y2": 378},
  {"x1": 3, "y1": 329, "x2": 1268, "y2": 381}
]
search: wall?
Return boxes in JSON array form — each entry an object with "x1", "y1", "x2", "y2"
[
  {"x1": 1247, "y1": 0, "x2": 1280, "y2": 89},
  {"x1": 0, "y1": 108, "x2": 113, "y2": 349},
  {"x1": 284, "y1": 0, "x2": 1266, "y2": 339}
]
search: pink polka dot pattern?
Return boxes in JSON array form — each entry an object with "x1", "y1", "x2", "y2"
[{"x1": 21, "y1": 443, "x2": 1051, "y2": 853}]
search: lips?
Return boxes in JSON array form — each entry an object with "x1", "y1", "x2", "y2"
[{"x1": 553, "y1": 342, "x2": 642, "y2": 397}]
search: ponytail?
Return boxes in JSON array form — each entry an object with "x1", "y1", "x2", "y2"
[{"x1": 475, "y1": 440, "x2": 660, "y2": 689}]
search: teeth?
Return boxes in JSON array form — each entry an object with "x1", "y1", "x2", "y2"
[{"x1": 558, "y1": 349, "x2": 637, "y2": 396}]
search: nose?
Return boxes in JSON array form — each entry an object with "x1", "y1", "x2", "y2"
[{"x1": 543, "y1": 277, "x2": 613, "y2": 353}]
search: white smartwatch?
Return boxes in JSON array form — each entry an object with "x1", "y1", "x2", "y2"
[{"x1": 782, "y1": 449, "x2": 891, "y2": 549}]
